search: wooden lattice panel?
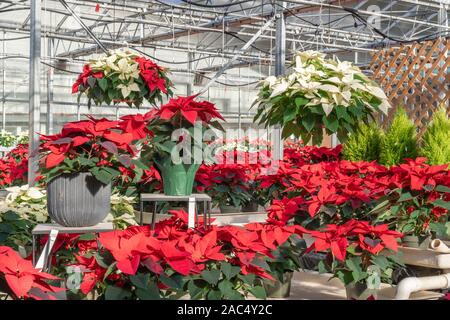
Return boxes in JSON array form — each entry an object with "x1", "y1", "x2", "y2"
[{"x1": 369, "y1": 38, "x2": 450, "y2": 134}]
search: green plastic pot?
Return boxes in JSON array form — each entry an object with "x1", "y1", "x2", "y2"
[
  {"x1": 263, "y1": 272, "x2": 293, "y2": 298},
  {"x1": 155, "y1": 156, "x2": 200, "y2": 196}
]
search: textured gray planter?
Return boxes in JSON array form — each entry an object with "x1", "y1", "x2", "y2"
[{"x1": 47, "y1": 172, "x2": 111, "y2": 227}]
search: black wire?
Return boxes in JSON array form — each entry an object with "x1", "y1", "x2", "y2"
[
  {"x1": 342, "y1": 7, "x2": 449, "y2": 43},
  {"x1": 41, "y1": 61, "x2": 79, "y2": 74},
  {"x1": 40, "y1": 55, "x2": 259, "y2": 87},
  {"x1": 179, "y1": 0, "x2": 259, "y2": 9},
  {"x1": 153, "y1": 0, "x2": 270, "y2": 15},
  {"x1": 130, "y1": 47, "x2": 260, "y2": 87}
]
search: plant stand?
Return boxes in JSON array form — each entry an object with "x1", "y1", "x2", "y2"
[
  {"x1": 31, "y1": 223, "x2": 114, "y2": 272},
  {"x1": 139, "y1": 193, "x2": 212, "y2": 230}
]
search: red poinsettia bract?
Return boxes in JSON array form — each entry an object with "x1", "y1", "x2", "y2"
[
  {"x1": 157, "y1": 95, "x2": 224, "y2": 125},
  {"x1": 0, "y1": 246, "x2": 63, "y2": 300}
]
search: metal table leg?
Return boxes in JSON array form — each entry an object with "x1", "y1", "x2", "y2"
[
  {"x1": 139, "y1": 196, "x2": 144, "y2": 226},
  {"x1": 32, "y1": 234, "x2": 36, "y2": 266},
  {"x1": 151, "y1": 201, "x2": 157, "y2": 230}
]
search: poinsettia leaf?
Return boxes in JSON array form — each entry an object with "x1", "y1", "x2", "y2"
[
  {"x1": 206, "y1": 289, "x2": 222, "y2": 300},
  {"x1": 130, "y1": 273, "x2": 150, "y2": 289},
  {"x1": 436, "y1": 185, "x2": 450, "y2": 193},
  {"x1": 322, "y1": 114, "x2": 339, "y2": 133},
  {"x1": 283, "y1": 107, "x2": 297, "y2": 124},
  {"x1": 78, "y1": 233, "x2": 96, "y2": 241},
  {"x1": 249, "y1": 285, "x2": 267, "y2": 299},
  {"x1": 100, "y1": 141, "x2": 118, "y2": 154},
  {"x1": 159, "y1": 274, "x2": 183, "y2": 290},
  {"x1": 187, "y1": 279, "x2": 205, "y2": 299},
  {"x1": 98, "y1": 77, "x2": 108, "y2": 91},
  {"x1": 135, "y1": 282, "x2": 160, "y2": 300},
  {"x1": 433, "y1": 199, "x2": 450, "y2": 211},
  {"x1": 300, "y1": 113, "x2": 315, "y2": 133},
  {"x1": 295, "y1": 97, "x2": 309, "y2": 107},
  {"x1": 221, "y1": 262, "x2": 241, "y2": 280},
  {"x1": 105, "y1": 285, "x2": 132, "y2": 300},
  {"x1": 201, "y1": 270, "x2": 221, "y2": 286},
  {"x1": 398, "y1": 192, "x2": 413, "y2": 202}
]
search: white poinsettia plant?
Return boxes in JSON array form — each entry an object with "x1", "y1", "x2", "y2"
[
  {"x1": 72, "y1": 48, "x2": 172, "y2": 108},
  {"x1": 253, "y1": 50, "x2": 391, "y2": 145}
]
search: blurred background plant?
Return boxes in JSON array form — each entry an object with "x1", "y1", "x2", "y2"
[
  {"x1": 342, "y1": 122, "x2": 383, "y2": 162},
  {"x1": 0, "y1": 130, "x2": 29, "y2": 148},
  {"x1": 0, "y1": 185, "x2": 49, "y2": 255},
  {"x1": 106, "y1": 193, "x2": 138, "y2": 229},
  {"x1": 420, "y1": 107, "x2": 450, "y2": 166},
  {"x1": 379, "y1": 108, "x2": 418, "y2": 167}
]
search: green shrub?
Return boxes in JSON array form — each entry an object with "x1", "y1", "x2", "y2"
[
  {"x1": 342, "y1": 121, "x2": 383, "y2": 162},
  {"x1": 379, "y1": 108, "x2": 418, "y2": 166},
  {"x1": 420, "y1": 108, "x2": 450, "y2": 165}
]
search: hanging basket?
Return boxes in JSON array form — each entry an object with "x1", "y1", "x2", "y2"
[{"x1": 155, "y1": 156, "x2": 200, "y2": 196}]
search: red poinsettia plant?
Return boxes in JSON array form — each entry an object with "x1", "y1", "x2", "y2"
[
  {"x1": 39, "y1": 114, "x2": 150, "y2": 185},
  {"x1": 195, "y1": 160, "x2": 251, "y2": 208},
  {"x1": 306, "y1": 219, "x2": 404, "y2": 294},
  {"x1": 144, "y1": 95, "x2": 224, "y2": 169},
  {"x1": 0, "y1": 246, "x2": 63, "y2": 299},
  {"x1": 0, "y1": 143, "x2": 29, "y2": 187},
  {"x1": 72, "y1": 48, "x2": 172, "y2": 108},
  {"x1": 372, "y1": 157, "x2": 450, "y2": 238},
  {"x1": 45, "y1": 210, "x2": 307, "y2": 300}
]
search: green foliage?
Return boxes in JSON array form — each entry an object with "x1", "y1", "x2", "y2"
[
  {"x1": 183, "y1": 261, "x2": 267, "y2": 300},
  {"x1": 0, "y1": 186, "x2": 49, "y2": 254},
  {"x1": 342, "y1": 122, "x2": 383, "y2": 162},
  {"x1": 379, "y1": 108, "x2": 418, "y2": 166},
  {"x1": 420, "y1": 108, "x2": 450, "y2": 165},
  {"x1": 106, "y1": 193, "x2": 138, "y2": 230}
]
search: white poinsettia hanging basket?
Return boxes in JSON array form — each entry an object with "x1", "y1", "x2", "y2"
[{"x1": 253, "y1": 50, "x2": 391, "y2": 145}]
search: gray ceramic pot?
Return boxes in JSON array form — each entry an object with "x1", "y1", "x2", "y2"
[
  {"x1": 401, "y1": 235, "x2": 432, "y2": 248},
  {"x1": 345, "y1": 282, "x2": 378, "y2": 300},
  {"x1": 47, "y1": 172, "x2": 111, "y2": 227}
]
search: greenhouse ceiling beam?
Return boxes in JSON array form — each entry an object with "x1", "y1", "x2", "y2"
[
  {"x1": 197, "y1": 16, "x2": 276, "y2": 94},
  {"x1": 283, "y1": 0, "x2": 450, "y2": 30},
  {"x1": 54, "y1": 5, "x2": 374, "y2": 58},
  {"x1": 58, "y1": 0, "x2": 108, "y2": 53}
]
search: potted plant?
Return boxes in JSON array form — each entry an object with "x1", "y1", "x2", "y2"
[
  {"x1": 373, "y1": 157, "x2": 450, "y2": 248},
  {"x1": 72, "y1": 48, "x2": 172, "y2": 108},
  {"x1": 39, "y1": 116, "x2": 143, "y2": 227},
  {"x1": 195, "y1": 163, "x2": 251, "y2": 213},
  {"x1": 145, "y1": 95, "x2": 224, "y2": 196},
  {"x1": 50, "y1": 210, "x2": 280, "y2": 300},
  {"x1": 253, "y1": 50, "x2": 391, "y2": 145},
  {"x1": 261, "y1": 226, "x2": 306, "y2": 298},
  {"x1": 306, "y1": 219, "x2": 404, "y2": 299}
]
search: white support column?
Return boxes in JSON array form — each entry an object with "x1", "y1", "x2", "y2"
[
  {"x1": 28, "y1": 0, "x2": 41, "y2": 186},
  {"x1": 188, "y1": 197, "x2": 195, "y2": 229},
  {"x1": 273, "y1": 2, "x2": 286, "y2": 160},
  {"x1": 46, "y1": 38, "x2": 54, "y2": 134}
]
